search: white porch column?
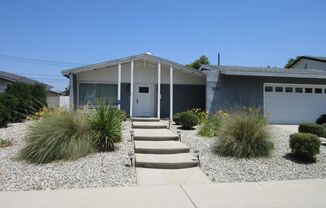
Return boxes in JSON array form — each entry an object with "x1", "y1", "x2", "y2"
[
  {"x1": 169, "y1": 65, "x2": 173, "y2": 121},
  {"x1": 157, "y1": 61, "x2": 161, "y2": 119},
  {"x1": 130, "y1": 60, "x2": 134, "y2": 117},
  {"x1": 117, "y1": 63, "x2": 121, "y2": 109},
  {"x1": 69, "y1": 73, "x2": 74, "y2": 110}
]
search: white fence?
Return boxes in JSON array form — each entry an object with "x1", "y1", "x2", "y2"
[{"x1": 47, "y1": 96, "x2": 70, "y2": 109}]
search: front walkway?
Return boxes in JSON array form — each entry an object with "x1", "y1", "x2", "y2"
[
  {"x1": 1, "y1": 179, "x2": 325, "y2": 208},
  {"x1": 131, "y1": 118, "x2": 210, "y2": 185}
]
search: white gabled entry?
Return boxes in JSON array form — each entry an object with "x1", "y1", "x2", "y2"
[{"x1": 264, "y1": 83, "x2": 326, "y2": 124}]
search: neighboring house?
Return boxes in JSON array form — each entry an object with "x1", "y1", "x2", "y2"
[
  {"x1": 286, "y1": 56, "x2": 326, "y2": 70},
  {"x1": 62, "y1": 53, "x2": 326, "y2": 124},
  {"x1": 0, "y1": 70, "x2": 52, "y2": 92}
]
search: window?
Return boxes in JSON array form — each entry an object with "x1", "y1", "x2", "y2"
[
  {"x1": 315, "y1": 88, "x2": 322, "y2": 94},
  {"x1": 304, "y1": 63, "x2": 308, "y2": 69},
  {"x1": 139, "y1": 87, "x2": 149, "y2": 93},
  {"x1": 285, "y1": 87, "x2": 293, "y2": 93},
  {"x1": 275, "y1": 87, "x2": 283, "y2": 92},
  {"x1": 79, "y1": 84, "x2": 117, "y2": 105},
  {"x1": 295, "y1": 87, "x2": 303, "y2": 93},
  {"x1": 325, "y1": 89, "x2": 326, "y2": 94},
  {"x1": 305, "y1": 88, "x2": 313, "y2": 93},
  {"x1": 265, "y1": 86, "x2": 273, "y2": 92}
]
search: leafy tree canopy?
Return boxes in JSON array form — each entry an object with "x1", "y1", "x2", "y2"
[{"x1": 187, "y1": 55, "x2": 210, "y2": 70}]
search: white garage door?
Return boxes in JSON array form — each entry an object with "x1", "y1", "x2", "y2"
[{"x1": 264, "y1": 83, "x2": 326, "y2": 124}]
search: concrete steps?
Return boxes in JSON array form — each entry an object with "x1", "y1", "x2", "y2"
[
  {"x1": 132, "y1": 121, "x2": 168, "y2": 129},
  {"x1": 131, "y1": 117, "x2": 160, "y2": 122},
  {"x1": 134, "y1": 141, "x2": 190, "y2": 154},
  {"x1": 133, "y1": 129, "x2": 179, "y2": 141},
  {"x1": 135, "y1": 153, "x2": 198, "y2": 169},
  {"x1": 131, "y1": 118, "x2": 210, "y2": 185}
]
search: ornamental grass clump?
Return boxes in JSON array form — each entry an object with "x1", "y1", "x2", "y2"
[
  {"x1": 88, "y1": 103, "x2": 125, "y2": 151},
  {"x1": 214, "y1": 108, "x2": 273, "y2": 158},
  {"x1": 18, "y1": 109, "x2": 94, "y2": 164}
]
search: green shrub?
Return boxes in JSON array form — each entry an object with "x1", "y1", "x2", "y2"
[
  {"x1": 289, "y1": 133, "x2": 321, "y2": 162},
  {"x1": 298, "y1": 123, "x2": 325, "y2": 137},
  {"x1": 198, "y1": 115, "x2": 222, "y2": 137},
  {"x1": 0, "y1": 103, "x2": 10, "y2": 127},
  {"x1": 0, "y1": 138, "x2": 12, "y2": 148},
  {"x1": 0, "y1": 94, "x2": 19, "y2": 122},
  {"x1": 18, "y1": 109, "x2": 94, "y2": 164},
  {"x1": 173, "y1": 112, "x2": 182, "y2": 125},
  {"x1": 214, "y1": 108, "x2": 273, "y2": 158},
  {"x1": 30, "y1": 83, "x2": 48, "y2": 113},
  {"x1": 88, "y1": 103, "x2": 125, "y2": 151},
  {"x1": 117, "y1": 109, "x2": 127, "y2": 121},
  {"x1": 5, "y1": 82, "x2": 33, "y2": 120},
  {"x1": 187, "y1": 108, "x2": 207, "y2": 123},
  {"x1": 179, "y1": 111, "x2": 199, "y2": 129}
]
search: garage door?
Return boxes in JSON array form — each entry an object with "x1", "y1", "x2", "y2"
[{"x1": 264, "y1": 83, "x2": 326, "y2": 124}]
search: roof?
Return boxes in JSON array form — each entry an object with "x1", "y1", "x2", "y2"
[
  {"x1": 286, "y1": 56, "x2": 326, "y2": 68},
  {"x1": 61, "y1": 53, "x2": 205, "y2": 77},
  {"x1": 0, "y1": 70, "x2": 52, "y2": 89},
  {"x1": 200, "y1": 65, "x2": 326, "y2": 79}
]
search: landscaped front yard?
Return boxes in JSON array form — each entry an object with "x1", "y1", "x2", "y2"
[
  {"x1": 171, "y1": 124, "x2": 326, "y2": 183},
  {"x1": 0, "y1": 121, "x2": 136, "y2": 191}
]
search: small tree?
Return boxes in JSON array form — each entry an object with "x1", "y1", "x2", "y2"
[
  {"x1": 187, "y1": 55, "x2": 210, "y2": 69},
  {"x1": 285, "y1": 56, "x2": 300, "y2": 68}
]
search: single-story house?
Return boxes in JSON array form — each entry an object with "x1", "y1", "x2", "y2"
[{"x1": 62, "y1": 53, "x2": 326, "y2": 124}]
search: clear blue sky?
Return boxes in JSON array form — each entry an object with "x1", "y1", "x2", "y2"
[{"x1": 1, "y1": 0, "x2": 326, "y2": 91}]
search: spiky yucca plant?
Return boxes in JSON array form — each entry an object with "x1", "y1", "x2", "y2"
[
  {"x1": 88, "y1": 103, "x2": 125, "y2": 151},
  {"x1": 214, "y1": 108, "x2": 273, "y2": 158},
  {"x1": 18, "y1": 109, "x2": 94, "y2": 164}
]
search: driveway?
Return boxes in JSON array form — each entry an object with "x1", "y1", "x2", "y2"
[{"x1": 271, "y1": 124, "x2": 298, "y2": 134}]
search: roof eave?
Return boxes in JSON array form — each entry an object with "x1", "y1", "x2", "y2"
[
  {"x1": 220, "y1": 70, "x2": 326, "y2": 79},
  {"x1": 61, "y1": 53, "x2": 206, "y2": 77}
]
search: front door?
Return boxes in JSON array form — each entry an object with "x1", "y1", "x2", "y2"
[{"x1": 134, "y1": 84, "x2": 152, "y2": 117}]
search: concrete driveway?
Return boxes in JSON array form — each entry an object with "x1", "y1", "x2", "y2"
[{"x1": 271, "y1": 124, "x2": 299, "y2": 134}]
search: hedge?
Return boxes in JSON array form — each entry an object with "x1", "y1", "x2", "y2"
[
  {"x1": 289, "y1": 133, "x2": 321, "y2": 162},
  {"x1": 298, "y1": 123, "x2": 325, "y2": 137},
  {"x1": 0, "y1": 82, "x2": 47, "y2": 127}
]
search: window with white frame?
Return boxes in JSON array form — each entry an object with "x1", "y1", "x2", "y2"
[{"x1": 79, "y1": 83, "x2": 117, "y2": 105}]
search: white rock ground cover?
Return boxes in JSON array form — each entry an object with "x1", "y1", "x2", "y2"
[
  {"x1": 0, "y1": 121, "x2": 136, "y2": 191},
  {"x1": 170, "y1": 124, "x2": 326, "y2": 183}
]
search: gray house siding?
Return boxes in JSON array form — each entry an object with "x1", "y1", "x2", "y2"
[
  {"x1": 207, "y1": 71, "x2": 326, "y2": 114},
  {"x1": 160, "y1": 84, "x2": 205, "y2": 118},
  {"x1": 76, "y1": 83, "x2": 205, "y2": 118},
  {"x1": 121, "y1": 83, "x2": 130, "y2": 115}
]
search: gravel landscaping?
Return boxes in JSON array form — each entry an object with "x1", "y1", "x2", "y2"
[
  {"x1": 170, "y1": 124, "x2": 326, "y2": 183},
  {"x1": 0, "y1": 121, "x2": 136, "y2": 191}
]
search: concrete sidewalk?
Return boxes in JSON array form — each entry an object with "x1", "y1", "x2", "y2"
[{"x1": 1, "y1": 179, "x2": 326, "y2": 208}]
